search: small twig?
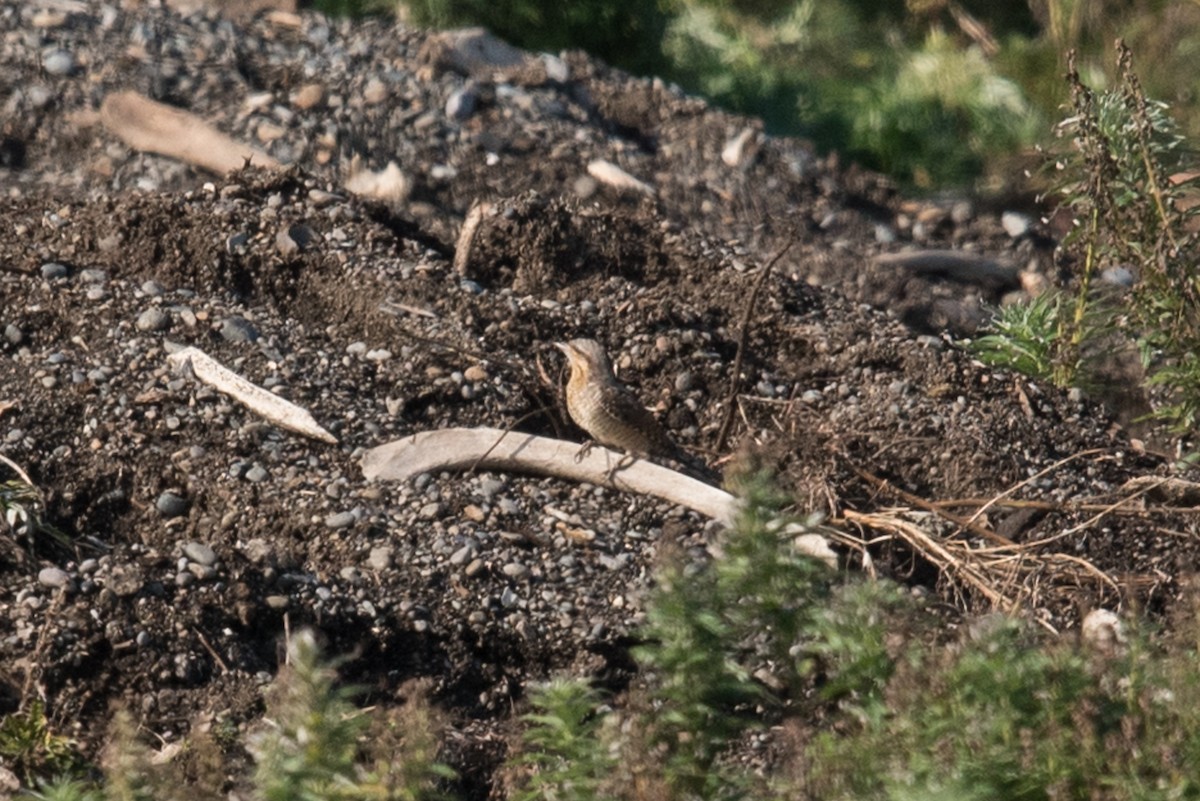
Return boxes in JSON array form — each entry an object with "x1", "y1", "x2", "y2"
[
  {"x1": 192, "y1": 626, "x2": 230, "y2": 674},
  {"x1": 470, "y1": 408, "x2": 554, "y2": 473},
  {"x1": 964, "y1": 447, "x2": 1109, "y2": 526},
  {"x1": 846, "y1": 460, "x2": 1016, "y2": 547},
  {"x1": 452, "y1": 199, "x2": 491, "y2": 276},
  {"x1": 715, "y1": 238, "x2": 795, "y2": 453},
  {"x1": 0, "y1": 452, "x2": 36, "y2": 488}
]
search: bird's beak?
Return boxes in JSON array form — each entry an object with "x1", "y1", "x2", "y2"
[{"x1": 554, "y1": 342, "x2": 572, "y2": 356}]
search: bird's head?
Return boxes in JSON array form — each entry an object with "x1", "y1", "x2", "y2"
[{"x1": 555, "y1": 338, "x2": 615, "y2": 380}]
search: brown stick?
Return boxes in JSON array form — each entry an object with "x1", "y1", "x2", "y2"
[
  {"x1": 845, "y1": 460, "x2": 1016, "y2": 547},
  {"x1": 714, "y1": 239, "x2": 795, "y2": 453}
]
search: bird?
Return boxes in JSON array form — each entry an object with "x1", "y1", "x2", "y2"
[{"x1": 554, "y1": 338, "x2": 692, "y2": 463}]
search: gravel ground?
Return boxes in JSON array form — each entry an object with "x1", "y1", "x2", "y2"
[{"x1": 1, "y1": 2, "x2": 1197, "y2": 796}]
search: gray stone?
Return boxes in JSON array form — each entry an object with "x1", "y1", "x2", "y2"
[
  {"x1": 3, "y1": 324, "x2": 22, "y2": 345},
  {"x1": 182, "y1": 541, "x2": 217, "y2": 566},
  {"x1": 42, "y1": 50, "x2": 75, "y2": 76},
  {"x1": 40, "y1": 262, "x2": 69, "y2": 280},
  {"x1": 79, "y1": 269, "x2": 107, "y2": 284},
  {"x1": 449, "y1": 543, "x2": 476, "y2": 565},
  {"x1": 325, "y1": 511, "x2": 355, "y2": 529},
  {"x1": 502, "y1": 562, "x2": 530, "y2": 580},
  {"x1": 155, "y1": 491, "x2": 188, "y2": 518},
  {"x1": 1100, "y1": 266, "x2": 1135, "y2": 287},
  {"x1": 220, "y1": 316, "x2": 259, "y2": 343},
  {"x1": 141, "y1": 280, "x2": 165, "y2": 296},
  {"x1": 245, "y1": 465, "x2": 269, "y2": 483},
  {"x1": 477, "y1": 477, "x2": 504, "y2": 498},
  {"x1": 38, "y1": 567, "x2": 71, "y2": 589},
  {"x1": 367, "y1": 547, "x2": 393, "y2": 571},
  {"x1": 446, "y1": 84, "x2": 478, "y2": 120},
  {"x1": 136, "y1": 308, "x2": 170, "y2": 332},
  {"x1": 1001, "y1": 211, "x2": 1032, "y2": 239}
]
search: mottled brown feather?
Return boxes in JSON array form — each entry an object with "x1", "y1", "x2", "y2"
[{"x1": 555, "y1": 339, "x2": 684, "y2": 460}]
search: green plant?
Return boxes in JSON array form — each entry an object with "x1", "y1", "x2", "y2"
[
  {"x1": 250, "y1": 630, "x2": 454, "y2": 801},
  {"x1": 0, "y1": 701, "x2": 85, "y2": 785},
  {"x1": 249, "y1": 631, "x2": 370, "y2": 801},
  {"x1": 846, "y1": 29, "x2": 1041, "y2": 187},
  {"x1": 18, "y1": 776, "x2": 103, "y2": 801},
  {"x1": 631, "y1": 473, "x2": 861, "y2": 796},
  {"x1": 969, "y1": 291, "x2": 1069, "y2": 384},
  {"x1": 1052, "y1": 42, "x2": 1200, "y2": 431},
  {"x1": 514, "y1": 679, "x2": 615, "y2": 801},
  {"x1": 396, "y1": 0, "x2": 671, "y2": 77},
  {"x1": 967, "y1": 285, "x2": 1121, "y2": 391}
]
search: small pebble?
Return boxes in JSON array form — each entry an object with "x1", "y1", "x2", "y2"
[
  {"x1": 446, "y1": 85, "x2": 478, "y2": 120},
  {"x1": 220, "y1": 316, "x2": 259, "y2": 343},
  {"x1": 182, "y1": 541, "x2": 217, "y2": 566},
  {"x1": 38, "y1": 567, "x2": 71, "y2": 589},
  {"x1": 245, "y1": 465, "x2": 269, "y2": 483},
  {"x1": 40, "y1": 262, "x2": 69, "y2": 280},
  {"x1": 325, "y1": 511, "x2": 355, "y2": 529},
  {"x1": 136, "y1": 308, "x2": 170, "y2": 332},
  {"x1": 502, "y1": 562, "x2": 530, "y2": 581},
  {"x1": 42, "y1": 49, "x2": 75, "y2": 76},
  {"x1": 367, "y1": 547, "x2": 393, "y2": 571},
  {"x1": 1001, "y1": 211, "x2": 1032, "y2": 239},
  {"x1": 155, "y1": 491, "x2": 188, "y2": 518}
]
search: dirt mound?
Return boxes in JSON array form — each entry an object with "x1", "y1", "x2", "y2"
[{"x1": 1, "y1": 2, "x2": 1196, "y2": 796}]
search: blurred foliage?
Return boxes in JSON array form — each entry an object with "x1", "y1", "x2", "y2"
[
  {"x1": 396, "y1": 0, "x2": 672, "y2": 77},
  {"x1": 318, "y1": 0, "x2": 1200, "y2": 190}
]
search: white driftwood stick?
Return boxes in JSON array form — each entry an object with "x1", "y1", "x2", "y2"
[
  {"x1": 100, "y1": 90, "x2": 280, "y2": 175},
  {"x1": 586, "y1": 159, "x2": 655, "y2": 196},
  {"x1": 362, "y1": 427, "x2": 735, "y2": 523},
  {"x1": 167, "y1": 346, "x2": 338, "y2": 444}
]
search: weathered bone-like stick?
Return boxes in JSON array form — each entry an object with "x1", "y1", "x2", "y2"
[
  {"x1": 362, "y1": 427, "x2": 735, "y2": 523},
  {"x1": 100, "y1": 91, "x2": 279, "y2": 175},
  {"x1": 167, "y1": 346, "x2": 337, "y2": 444}
]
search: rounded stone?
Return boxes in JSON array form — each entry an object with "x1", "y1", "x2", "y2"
[
  {"x1": 325, "y1": 511, "x2": 355, "y2": 529},
  {"x1": 42, "y1": 50, "x2": 75, "y2": 76},
  {"x1": 155, "y1": 491, "x2": 188, "y2": 518},
  {"x1": 136, "y1": 308, "x2": 170, "y2": 332},
  {"x1": 38, "y1": 567, "x2": 71, "y2": 589},
  {"x1": 219, "y1": 316, "x2": 259, "y2": 343},
  {"x1": 182, "y1": 541, "x2": 217, "y2": 566},
  {"x1": 502, "y1": 562, "x2": 530, "y2": 581},
  {"x1": 40, "y1": 262, "x2": 69, "y2": 280},
  {"x1": 367, "y1": 547, "x2": 393, "y2": 571}
]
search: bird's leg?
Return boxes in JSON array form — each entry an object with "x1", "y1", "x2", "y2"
[{"x1": 573, "y1": 439, "x2": 596, "y2": 463}]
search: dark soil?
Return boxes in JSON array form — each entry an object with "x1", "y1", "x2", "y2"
[{"x1": 1, "y1": 3, "x2": 1197, "y2": 797}]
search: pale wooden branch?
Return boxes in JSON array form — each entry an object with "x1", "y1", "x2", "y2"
[
  {"x1": 586, "y1": 159, "x2": 655, "y2": 196},
  {"x1": 100, "y1": 90, "x2": 279, "y2": 175},
  {"x1": 167, "y1": 346, "x2": 337, "y2": 444},
  {"x1": 362, "y1": 427, "x2": 735, "y2": 523}
]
